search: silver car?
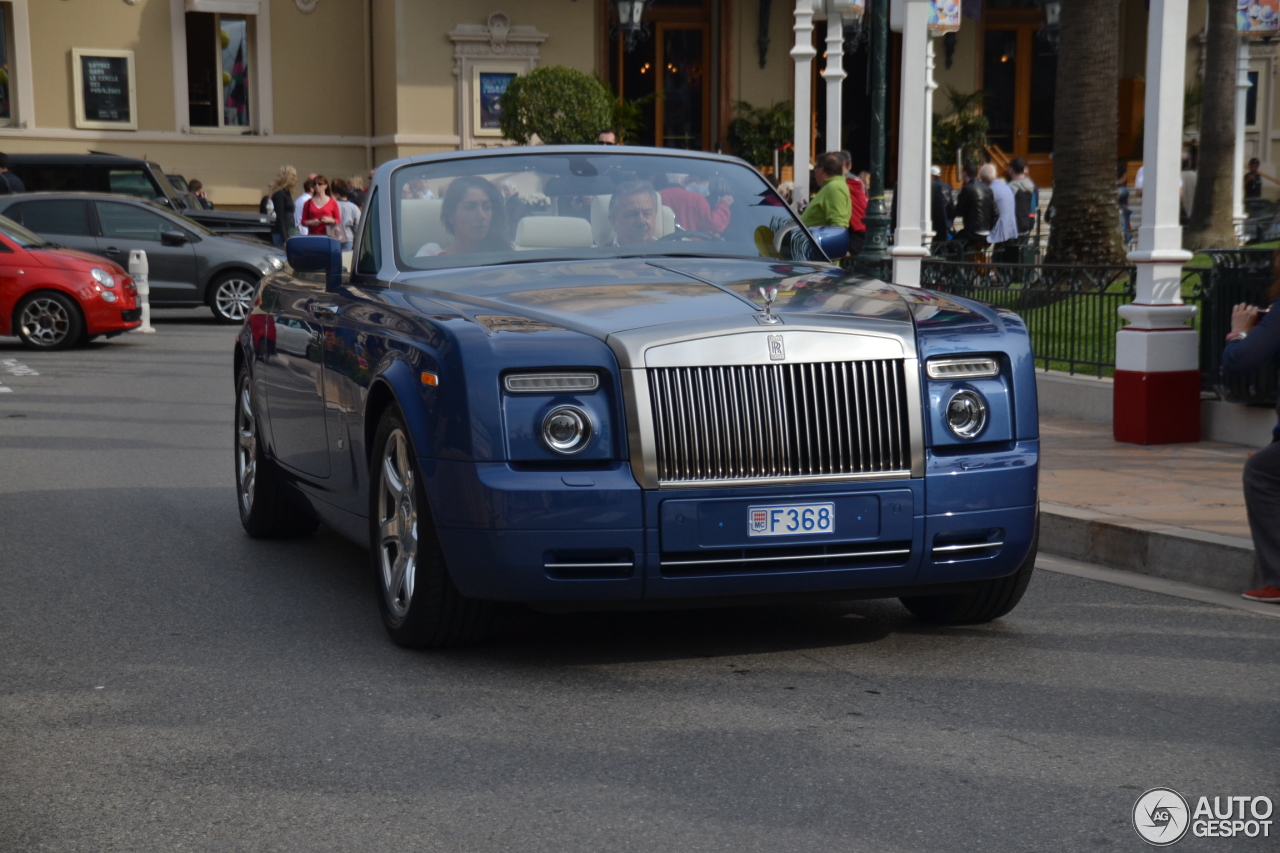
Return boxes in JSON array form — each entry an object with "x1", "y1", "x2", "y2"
[{"x1": 0, "y1": 192, "x2": 285, "y2": 323}]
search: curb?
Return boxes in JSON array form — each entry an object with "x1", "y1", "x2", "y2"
[{"x1": 1039, "y1": 502, "x2": 1262, "y2": 594}]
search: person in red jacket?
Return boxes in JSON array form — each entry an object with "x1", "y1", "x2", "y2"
[
  {"x1": 838, "y1": 151, "x2": 868, "y2": 257},
  {"x1": 657, "y1": 175, "x2": 733, "y2": 234},
  {"x1": 300, "y1": 175, "x2": 340, "y2": 237}
]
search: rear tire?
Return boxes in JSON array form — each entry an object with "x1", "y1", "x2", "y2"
[
  {"x1": 900, "y1": 516, "x2": 1038, "y2": 625},
  {"x1": 235, "y1": 368, "x2": 319, "y2": 538},
  {"x1": 209, "y1": 272, "x2": 259, "y2": 324},
  {"x1": 370, "y1": 406, "x2": 494, "y2": 648},
  {"x1": 14, "y1": 291, "x2": 83, "y2": 350}
]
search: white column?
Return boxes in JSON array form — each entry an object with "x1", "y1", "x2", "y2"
[
  {"x1": 1115, "y1": 0, "x2": 1199, "y2": 443},
  {"x1": 920, "y1": 36, "x2": 938, "y2": 245},
  {"x1": 1122, "y1": 0, "x2": 1195, "y2": 311},
  {"x1": 890, "y1": 0, "x2": 930, "y2": 287},
  {"x1": 823, "y1": 9, "x2": 845, "y2": 152},
  {"x1": 792, "y1": 0, "x2": 817, "y2": 207},
  {"x1": 1233, "y1": 37, "x2": 1250, "y2": 242}
]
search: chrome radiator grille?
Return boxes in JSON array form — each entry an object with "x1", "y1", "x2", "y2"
[{"x1": 647, "y1": 359, "x2": 911, "y2": 484}]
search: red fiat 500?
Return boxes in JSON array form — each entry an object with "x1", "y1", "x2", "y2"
[{"x1": 0, "y1": 215, "x2": 140, "y2": 349}]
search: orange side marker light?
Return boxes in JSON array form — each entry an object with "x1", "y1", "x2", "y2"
[{"x1": 420, "y1": 372, "x2": 439, "y2": 386}]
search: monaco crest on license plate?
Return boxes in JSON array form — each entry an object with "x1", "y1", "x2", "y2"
[{"x1": 747, "y1": 503, "x2": 836, "y2": 537}]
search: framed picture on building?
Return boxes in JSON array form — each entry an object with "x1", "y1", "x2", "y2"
[
  {"x1": 472, "y1": 65, "x2": 523, "y2": 137},
  {"x1": 72, "y1": 49, "x2": 137, "y2": 131}
]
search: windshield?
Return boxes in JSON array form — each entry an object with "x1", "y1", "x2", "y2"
[
  {"x1": 0, "y1": 215, "x2": 51, "y2": 248},
  {"x1": 391, "y1": 151, "x2": 817, "y2": 272}
]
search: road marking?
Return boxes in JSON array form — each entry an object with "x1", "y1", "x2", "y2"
[
  {"x1": 0, "y1": 358, "x2": 37, "y2": 376},
  {"x1": 1037, "y1": 553, "x2": 1280, "y2": 619}
]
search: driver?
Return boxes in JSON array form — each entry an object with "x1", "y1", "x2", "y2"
[{"x1": 608, "y1": 180, "x2": 660, "y2": 246}]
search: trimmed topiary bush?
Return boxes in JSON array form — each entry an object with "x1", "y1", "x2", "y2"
[{"x1": 498, "y1": 66, "x2": 615, "y2": 146}]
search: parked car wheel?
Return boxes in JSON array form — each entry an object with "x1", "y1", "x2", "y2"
[
  {"x1": 370, "y1": 406, "x2": 494, "y2": 648},
  {"x1": 210, "y1": 272, "x2": 259, "y2": 324},
  {"x1": 14, "y1": 291, "x2": 83, "y2": 350},
  {"x1": 235, "y1": 369, "x2": 319, "y2": 538},
  {"x1": 899, "y1": 517, "x2": 1039, "y2": 625}
]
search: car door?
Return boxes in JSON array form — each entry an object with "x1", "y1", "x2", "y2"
[
  {"x1": 257, "y1": 276, "x2": 331, "y2": 479},
  {"x1": 5, "y1": 200, "x2": 101, "y2": 257},
  {"x1": 94, "y1": 201, "x2": 199, "y2": 304}
]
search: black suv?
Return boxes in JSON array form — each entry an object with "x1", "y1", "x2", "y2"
[{"x1": 7, "y1": 153, "x2": 272, "y2": 242}]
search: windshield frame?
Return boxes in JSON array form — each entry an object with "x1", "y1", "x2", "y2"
[{"x1": 384, "y1": 147, "x2": 814, "y2": 275}]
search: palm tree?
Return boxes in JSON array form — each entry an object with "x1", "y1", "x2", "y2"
[
  {"x1": 1045, "y1": 0, "x2": 1125, "y2": 264},
  {"x1": 1185, "y1": 0, "x2": 1238, "y2": 250}
]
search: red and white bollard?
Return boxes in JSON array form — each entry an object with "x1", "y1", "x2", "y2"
[
  {"x1": 1114, "y1": 0, "x2": 1199, "y2": 444},
  {"x1": 128, "y1": 249, "x2": 155, "y2": 334}
]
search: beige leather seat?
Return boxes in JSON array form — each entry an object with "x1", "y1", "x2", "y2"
[
  {"x1": 513, "y1": 215, "x2": 594, "y2": 250},
  {"x1": 400, "y1": 197, "x2": 451, "y2": 257},
  {"x1": 590, "y1": 193, "x2": 676, "y2": 245}
]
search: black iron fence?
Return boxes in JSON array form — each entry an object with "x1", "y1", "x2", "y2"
[
  {"x1": 843, "y1": 250, "x2": 1280, "y2": 398},
  {"x1": 919, "y1": 260, "x2": 1136, "y2": 377}
]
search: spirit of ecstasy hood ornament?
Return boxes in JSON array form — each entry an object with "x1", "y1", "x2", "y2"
[{"x1": 758, "y1": 285, "x2": 781, "y2": 325}]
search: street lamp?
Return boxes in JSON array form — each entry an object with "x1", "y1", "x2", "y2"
[
  {"x1": 613, "y1": 0, "x2": 654, "y2": 52},
  {"x1": 855, "y1": 0, "x2": 891, "y2": 266},
  {"x1": 1035, "y1": 0, "x2": 1061, "y2": 50}
]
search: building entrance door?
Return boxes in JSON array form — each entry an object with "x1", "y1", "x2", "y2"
[
  {"x1": 608, "y1": 1, "x2": 712, "y2": 149},
  {"x1": 982, "y1": 11, "x2": 1056, "y2": 185}
]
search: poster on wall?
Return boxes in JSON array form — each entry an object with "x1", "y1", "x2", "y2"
[
  {"x1": 72, "y1": 49, "x2": 137, "y2": 130},
  {"x1": 473, "y1": 65, "x2": 524, "y2": 137},
  {"x1": 1239, "y1": 0, "x2": 1280, "y2": 36},
  {"x1": 928, "y1": 0, "x2": 962, "y2": 35}
]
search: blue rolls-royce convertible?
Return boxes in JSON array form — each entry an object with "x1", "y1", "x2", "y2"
[{"x1": 234, "y1": 147, "x2": 1039, "y2": 647}]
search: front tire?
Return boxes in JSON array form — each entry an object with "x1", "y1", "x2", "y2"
[
  {"x1": 370, "y1": 407, "x2": 493, "y2": 648},
  {"x1": 209, "y1": 272, "x2": 259, "y2": 324},
  {"x1": 900, "y1": 518, "x2": 1038, "y2": 625},
  {"x1": 235, "y1": 368, "x2": 319, "y2": 538},
  {"x1": 15, "y1": 291, "x2": 83, "y2": 350}
]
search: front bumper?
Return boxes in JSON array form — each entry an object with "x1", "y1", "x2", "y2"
[{"x1": 426, "y1": 441, "x2": 1039, "y2": 602}]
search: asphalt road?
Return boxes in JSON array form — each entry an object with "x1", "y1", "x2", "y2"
[{"x1": 1, "y1": 311, "x2": 1276, "y2": 853}]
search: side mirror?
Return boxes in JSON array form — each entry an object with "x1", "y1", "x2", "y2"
[
  {"x1": 286, "y1": 235, "x2": 343, "y2": 292},
  {"x1": 153, "y1": 196, "x2": 172, "y2": 208},
  {"x1": 808, "y1": 226, "x2": 849, "y2": 261},
  {"x1": 160, "y1": 230, "x2": 188, "y2": 246}
]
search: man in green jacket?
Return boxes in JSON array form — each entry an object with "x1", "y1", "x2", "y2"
[{"x1": 800, "y1": 152, "x2": 852, "y2": 229}]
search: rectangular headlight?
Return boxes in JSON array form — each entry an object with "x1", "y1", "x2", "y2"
[
  {"x1": 926, "y1": 357, "x2": 1000, "y2": 380},
  {"x1": 504, "y1": 373, "x2": 600, "y2": 394}
]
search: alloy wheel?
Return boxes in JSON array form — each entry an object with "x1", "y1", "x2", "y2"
[
  {"x1": 20, "y1": 297, "x2": 71, "y2": 347},
  {"x1": 215, "y1": 277, "x2": 257, "y2": 322},
  {"x1": 236, "y1": 378, "x2": 257, "y2": 516},
  {"x1": 377, "y1": 429, "x2": 418, "y2": 620}
]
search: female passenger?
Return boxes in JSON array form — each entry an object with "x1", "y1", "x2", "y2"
[{"x1": 416, "y1": 175, "x2": 508, "y2": 257}]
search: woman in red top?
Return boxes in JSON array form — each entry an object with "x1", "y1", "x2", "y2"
[{"x1": 300, "y1": 175, "x2": 340, "y2": 237}]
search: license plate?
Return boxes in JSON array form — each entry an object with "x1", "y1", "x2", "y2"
[{"x1": 748, "y1": 503, "x2": 836, "y2": 537}]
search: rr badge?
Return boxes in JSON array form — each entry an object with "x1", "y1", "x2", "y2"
[{"x1": 768, "y1": 334, "x2": 785, "y2": 361}]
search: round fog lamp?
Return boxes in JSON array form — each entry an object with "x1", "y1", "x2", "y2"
[
  {"x1": 542, "y1": 406, "x2": 592, "y2": 454},
  {"x1": 946, "y1": 390, "x2": 987, "y2": 439}
]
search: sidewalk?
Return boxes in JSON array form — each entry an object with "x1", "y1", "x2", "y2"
[{"x1": 1038, "y1": 417, "x2": 1262, "y2": 593}]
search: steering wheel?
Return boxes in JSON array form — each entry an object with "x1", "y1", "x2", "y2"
[{"x1": 656, "y1": 230, "x2": 721, "y2": 243}]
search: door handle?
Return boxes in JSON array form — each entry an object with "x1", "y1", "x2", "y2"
[
  {"x1": 309, "y1": 302, "x2": 341, "y2": 317},
  {"x1": 104, "y1": 246, "x2": 121, "y2": 254}
]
